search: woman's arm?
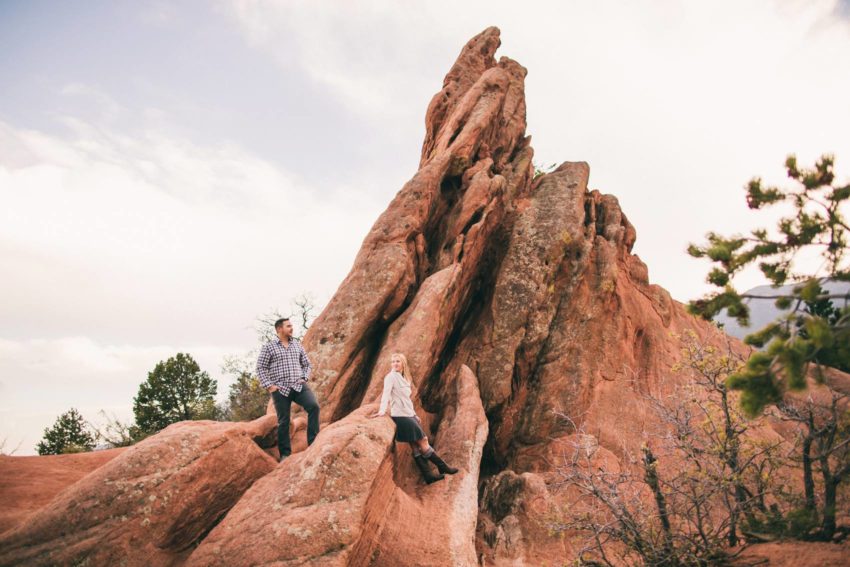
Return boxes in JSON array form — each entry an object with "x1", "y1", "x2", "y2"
[{"x1": 377, "y1": 373, "x2": 394, "y2": 416}]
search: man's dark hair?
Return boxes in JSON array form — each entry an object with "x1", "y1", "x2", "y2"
[{"x1": 274, "y1": 317, "x2": 290, "y2": 330}]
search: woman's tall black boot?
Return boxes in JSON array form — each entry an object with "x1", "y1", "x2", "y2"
[
  {"x1": 426, "y1": 450, "x2": 458, "y2": 475},
  {"x1": 413, "y1": 454, "x2": 444, "y2": 484}
]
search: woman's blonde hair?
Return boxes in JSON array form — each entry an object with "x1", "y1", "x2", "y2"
[{"x1": 391, "y1": 353, "x2": 413, "y2": 385}]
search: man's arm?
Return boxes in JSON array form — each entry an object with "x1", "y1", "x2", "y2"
[
  {"x1": 299, "y1": 343, "x2": 312, "y2": 381},
  {"x1": 256, "y1": 344, "x2": 273, "y2": 390}
]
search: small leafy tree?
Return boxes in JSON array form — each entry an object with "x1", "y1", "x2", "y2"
[
  {"x1": 36, "y1": 408, "x2": 96, "y2": 455},
  {"x1": 533, "y1": 161, "x2": 558, "y2": 179},
  {"x1": 775, "y1": 390, "x2": 850, "y2": 540},
  {"x1": 688, "y1": 154, "x2": 850, "y2": 415},
  {"x1": 132, "y1": 353, "x2": 217, "y2": 435},
  {"x1": 550, "y1": 334, "x2": 785, "y2": 565},
  {"x1": 220, "y1": 355, "x2": 268, "y2": 421},
  {"x1": 550, "y1": 430, "x2": 738, "y2": 566},
  {"x1": 91, "y1": 410, "x2": 137, "y2": 448},
  {"x1": 664, "y1": 331, "x2": 785, "y2": 547}
]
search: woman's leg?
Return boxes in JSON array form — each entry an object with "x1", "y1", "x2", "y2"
[
  {"x1": 419, "y1": 437, "x2": 458, "y2": 475},
  {"x1": 409, "y1": 439, "x2": 443, "y2": 484},
  {"x1": 414, "y1": 437, "x2": 431, "y2": 454}
]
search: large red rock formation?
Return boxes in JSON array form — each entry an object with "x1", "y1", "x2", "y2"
[
  {"x1": 0, "y1": 26, "x2": 843, "y2": 567},
  {"x1": 186, "y1": 364, "x2": 487, "y2": 566},
  {"x1": 303, "y1": 27, "x2": 533, "y2": 424}
]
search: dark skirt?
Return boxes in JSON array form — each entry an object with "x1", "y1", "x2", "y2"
[{"x1": 391, "y1": 416, "x2": 425, "y2": 443}]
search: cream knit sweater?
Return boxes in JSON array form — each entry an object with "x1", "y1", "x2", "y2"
[{"x1": 378, "y1": 370, "x2": 417, "y2": 417}]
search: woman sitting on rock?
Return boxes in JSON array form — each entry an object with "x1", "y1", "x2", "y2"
[{"x1": 369, "y1": 353, "x2": 458, "y2": 484}]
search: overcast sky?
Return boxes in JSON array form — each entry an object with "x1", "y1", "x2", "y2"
[{"x1": 2, "y1": 0, "x2": 849, "y2": 455}]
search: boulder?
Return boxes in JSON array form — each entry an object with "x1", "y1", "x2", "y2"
[{"x1": 0, "y1": 420, "x2": 276, "y2": 567}]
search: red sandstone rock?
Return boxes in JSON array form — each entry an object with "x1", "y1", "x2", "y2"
[
  {"x1": 0, "y1": 420, "x2": 275, "y2": 567},
  {"x1": 186, "y1": 405, "x2": 398, "y2": 566},
  {"x1": 186, "y1": 364, "x2": 487, "y2": 567},
  {"x1": 476, "y1": 469, "x2": 559, "y2": 565},
  {"x1": 366, "y1": 364, "x2": 488, "y2": 567},
  {"x1": 300, "y1": 25, "x2": 533, "y2": 423},
  {"x1": 0, "y1": 447, "x2": 126, "y2": 535}
]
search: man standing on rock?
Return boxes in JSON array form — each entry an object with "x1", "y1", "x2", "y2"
[{"x1": 256, "y1": 317, "x2": 320, "y2": 462}]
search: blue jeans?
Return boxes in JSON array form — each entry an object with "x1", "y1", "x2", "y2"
[{"x1": 271, "y1": 385, "x2": 320, "y2": 457}]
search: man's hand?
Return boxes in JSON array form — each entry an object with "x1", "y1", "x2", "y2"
[
  {"x1": 268, "y1": 386, "x2": 279, "y2": 393},
  {"x1": 368, "y1": 412, "x2": 385, "y2": 419}
]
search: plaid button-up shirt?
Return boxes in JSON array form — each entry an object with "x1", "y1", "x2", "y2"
[{"x1": 256, "y1": 337, "x2": 313, "y2": 397}]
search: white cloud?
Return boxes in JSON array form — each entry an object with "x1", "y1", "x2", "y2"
[
  {"x1": 0, "y1": 103, "x2": 382, "y2": 346},
  {"x1": 60, "y1": 83, "x2": 126, "y2": 122},
  {"x1": 221, "y1": 0, "x2": 456, "y2": 116},
  {"x1": 139, "y1": 1, "x2": 181, "y2": 26}
]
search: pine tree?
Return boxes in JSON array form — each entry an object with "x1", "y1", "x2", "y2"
[
  {"x1": 688, "y1": 154, "x2": 850, "y2": 415},
  {"x1": 132, "y1": 353, "x2": 217, "y2": 434},
  {"x1": 36, "y1": 408, "x2": 95, "y2": 455}
]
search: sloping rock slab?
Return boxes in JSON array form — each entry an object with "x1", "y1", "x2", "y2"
[
  {"x1": 186, "y1": 407, "x2": 397, "y2": 566},
  {"x1": 0, "y1": 447, "x2": 126, "y2": 535},
  {"x1": 0, "y1": 420, "x2": 275, "y2": 567}
]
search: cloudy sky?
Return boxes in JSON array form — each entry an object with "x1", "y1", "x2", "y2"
[{"x1": 2, "y1": 0, "x2": 849, "y2": 454}]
